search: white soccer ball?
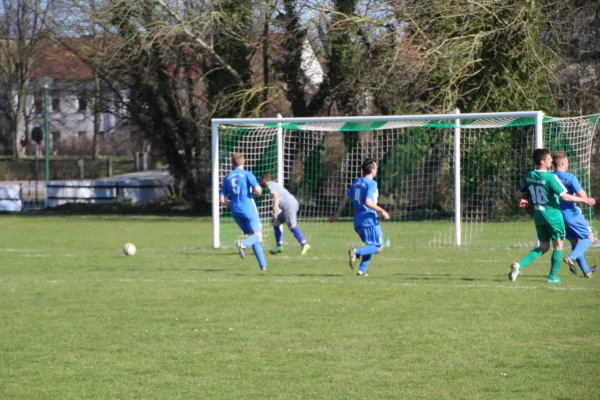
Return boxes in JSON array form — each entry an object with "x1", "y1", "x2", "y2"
[{"x1": 123, "y1": 243, "x2": 137, "y2": 256}]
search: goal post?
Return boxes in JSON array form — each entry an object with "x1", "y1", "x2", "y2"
[{"x1": 212, "y1": 111, "x2": 598, "y2": 250}]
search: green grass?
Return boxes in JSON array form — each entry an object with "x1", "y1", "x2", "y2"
[{"x1": 1, "y1": 216, "x2": 599, "y2": 399}]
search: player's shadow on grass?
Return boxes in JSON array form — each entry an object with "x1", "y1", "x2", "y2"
[
  {"x1": 492, "y1": 274, "x2": 549, "y2": 282},
  {"x1": 231, "y1": 272, "x2": 343, "y2": 277},
  {"x1": 111, "y1": 267, "x2": 227, "y2": 272},
  {"x1": 216, "y1": 251, "x2": 244, "y2": 257},
  {"x1": 392, "y1": 273, "x2": 478, "y2": 281},
  {"x1": 284, "y1": 273, "x2": 344, "y2": 277}
]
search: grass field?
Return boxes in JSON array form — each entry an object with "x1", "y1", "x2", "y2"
[{"x1": 1, "y1": 215, "x2": 599, "y2": 399}]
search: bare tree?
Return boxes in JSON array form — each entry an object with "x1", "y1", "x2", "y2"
[{"x1": 0, "y1": 0, "x2": 56, "y2": 158}]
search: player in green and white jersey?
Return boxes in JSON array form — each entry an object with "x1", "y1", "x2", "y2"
[{"x1": 509, "y1": 149, "x2": 596, "y2": 283}]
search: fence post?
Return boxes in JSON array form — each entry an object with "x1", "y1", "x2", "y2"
[
  {"x1": 77, "y1": 158, "x2": 84, "y2": 179},
  {"x1": 107, "y1": 156, "x2": 113, "y2": 177},
  {"x1": 135, "y1": 152, "x2": 140, "y2": 171}
]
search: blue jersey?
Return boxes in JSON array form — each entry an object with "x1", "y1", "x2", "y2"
[
  {"x1": 220, "y1": 168, "x2": 259, "y2": 217},
  {"x1": 554, "y1": 170, "x2": 584, "y2": 215},
  {"x1": 347, "y1": 177, "x2": 379, "y2": 228}
]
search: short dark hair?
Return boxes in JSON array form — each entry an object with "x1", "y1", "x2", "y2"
[
  {"x1": 261, "y1": 173, "x2": 272, "y2": 181},
  {"x1": 552, "y1": 151, "x2": 567, "y2": 167},
  {"x1": 532, "y1": 148, "x2": 550, "y2": 165},
  {"x1": 362, "y1": 159, "x2": 377, "y2": 175}
]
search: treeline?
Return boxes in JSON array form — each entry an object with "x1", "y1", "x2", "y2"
[{"x1": 0, "y1": 0, "x2": 598, "y2": 202}]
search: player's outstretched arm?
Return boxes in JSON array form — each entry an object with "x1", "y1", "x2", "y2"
[
  {"x1": 252, "y1": 185, "x2": 262, "y2": 197},
  {"x1": 329, "y1": 195, "x2": 349, "y2": 222},
  {"x1": 560, "y1": 192, "x2": 596, "y2": 206},
  {"x1": 272, "y1": 192, "x2": 281, "y2": 215}
]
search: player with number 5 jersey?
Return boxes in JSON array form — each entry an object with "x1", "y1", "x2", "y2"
[
  {"x1": 509, "y1": 148, "x2": 596, "y2": 283},
  {"x1": 219, "y1": 153, "x2": 268, "y2": 271}
]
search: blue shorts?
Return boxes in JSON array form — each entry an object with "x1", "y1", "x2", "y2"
[
  {"x1": 563, "y1": 212, "x2": 592, "y2": 240},
  {"x1": 354, "y1": 224, "x2": 383, "y2": 246},
  {"x1": 233, "y1": 213, "x2": 262, "y2": 235}
]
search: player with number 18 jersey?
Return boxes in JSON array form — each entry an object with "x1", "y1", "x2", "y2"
[{"x1": 519, "y1": 169, "x2": 568, "y2": 242}]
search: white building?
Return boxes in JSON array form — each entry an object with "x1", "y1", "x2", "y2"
[{"x1": 23, "y1": 39, "x2": 135, "y2": 156}]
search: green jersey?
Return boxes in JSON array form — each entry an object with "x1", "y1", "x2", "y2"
[
  {"x1": 521, "y1": 170, "x2": 567, "y2": 213},
  {"x1": 521, "y1": 169, "x2": 568, "y2": 242}
]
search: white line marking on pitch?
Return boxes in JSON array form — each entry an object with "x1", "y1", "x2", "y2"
[{"x1": 9, "y1": 277, "x2": 597, "y2": 292}]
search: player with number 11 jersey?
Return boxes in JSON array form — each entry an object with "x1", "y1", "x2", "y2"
[{"x1": 329, "y1": 159, "x2": 390, "y2": 277}]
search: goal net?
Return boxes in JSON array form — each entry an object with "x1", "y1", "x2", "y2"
[{"x1": 212, "y1": 112, "x2": 598, "y2": 250}]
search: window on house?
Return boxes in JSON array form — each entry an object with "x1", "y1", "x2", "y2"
[
  {"x1": 51, "y1": 91, "x2": 60, "y2": 112},
  {"x1": 78, "y1": 94, "x2": 87, "y2": 112},
  {"x1": 51, "y1": 131, "x2": 61, "y2": 144},
  {"x1": 34, "y1": 93, "x2": 43, "y2": 114}
]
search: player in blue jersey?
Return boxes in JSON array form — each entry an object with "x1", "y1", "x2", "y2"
[
  {"x1": 329, "y1": 159, "x2": 390, "y2": 276},
  {"x1": 219, "y1": 153, "x2": 268, "y2": 271},
  {"x1": 552, "y1": 151, "x2": 597, "y2": 278}
]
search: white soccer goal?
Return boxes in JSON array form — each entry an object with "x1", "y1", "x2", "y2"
[{"x1": 212, "y1": 112, "x2": 598, "y2": 250}]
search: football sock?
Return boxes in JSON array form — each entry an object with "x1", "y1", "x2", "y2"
[
  {"x1": 576, "y1": 255, "x2": 591, "y2": 275},
  {"x1": 358, "y1": 254, "x2": 372, "y2": 273},
  {"x1": 355, "y1": 245, "x2": 379, "y2": 257},
  {"x1": 548, "y1": 250, "x2": 563, "y2": 280},
  {"x1": 243, "y1": 234, "x2": 259, "y2": 248},
  {"x1": 274, "y1": 226, "x2": 283, "y2": 246},
  {"x1": 569, "y1": 238, "x2": 591, "y2": 261},
  {"x1": 290, "y1": 226, "x2": 307, "y2": 245},
  {"x1": 252, "y1": 243, "x2": 267, "y2": 268},
  {"x1": 518, "y1": 247, "x2": 544, "y2": 269}
]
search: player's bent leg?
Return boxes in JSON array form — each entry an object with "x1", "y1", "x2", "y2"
[
  {"x1": 569, "y1": 238, "x2": 591, "y2": 259},
  {"x1": 300, "y1": 243, "x2": 311, "y2": 255},
  {"x1": 355, "y1": 245, "x2": 379, "y2": 257},
  {"x1": 509, "y1": 262, "x2": 520, "y2": 282},
  {"x1": 348, "y1": 248, "x2": 358, "y2": 270},
  {"x1": 252, "y1": 244, "x2": 268, "y2": 271},
  {"x1": 271, "y1": 223, "x2": 284, "y2": 254},
  {"x1": 582, "y1": 234, "x2": 597, "y2": 278},
  {"x1": 510, "y1": 244, "x2": 548, "y2": 282},
  {"x1": 514, "y1": 247, "x2": 545, "y2": 270},
  {"x1": 585, "y1": 265, "x2": 598, "y2": 278},
  {"x1": 236, "y1": 239, "x2": 246, "y2": 259},
  {"x1": 357, "y1": 254, "x2": 371, "y2": 277},
  {"x1": 242, "y1": 234, "x2": 260, "y2": 248},
  {"x1": 548, "y1": 239, "x2": 564, "y2": 282},
  {"x1": 565, "y1": 239, "x2": 579, "y2": 274}
]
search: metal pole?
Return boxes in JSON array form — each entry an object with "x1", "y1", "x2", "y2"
[
  {"x1": 534, "y1": 111, "x2": 544, "y2": 149},
  {"x1": 34, "y1": 144, "x2": 39, "y2": 203},
  {"x1": 454, "y1": 109, "x2": 461, "y2": 246},
  {"x1": 276, "y1": 114, "x2": 283, "y2": 184},
  {"x1": 212, "y1": 121, "x2": 220, "y2": 248},
  {"x1": 43, "y1": 84, "x2": 49, "y2": 182}
]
